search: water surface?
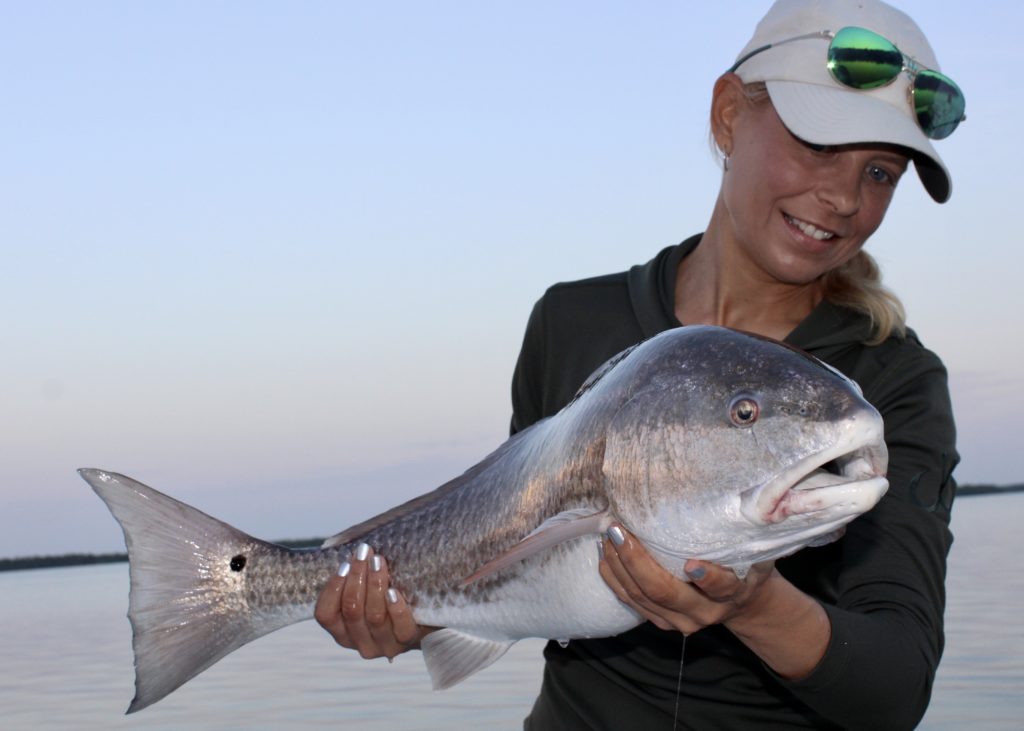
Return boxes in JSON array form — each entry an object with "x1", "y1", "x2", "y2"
[{"x1": 1, "y1": 494, "x2": 1020, "y2": 729}]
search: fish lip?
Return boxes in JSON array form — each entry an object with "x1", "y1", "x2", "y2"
[
  {"x1": 740, "y1": 433, "x2": 889, "y2": 526},
  {"x1": 771, "y1": 470, "x2": 889, "y2": 523}
]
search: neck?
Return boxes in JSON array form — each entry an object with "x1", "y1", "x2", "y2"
[{"x1": 675, "y1": 199, "x2": 824, "y2": 341}]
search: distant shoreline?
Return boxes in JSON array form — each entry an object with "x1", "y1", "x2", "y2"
[
  {"x1": 953, "y1": 483, "x2": 1024, "y2": 496},
  {"x1": 4, "y1": 484, "x2": 1023, "y2": 572},
  {"x1": 0, "y1": 538, "x2": 324, "y2": 573}
]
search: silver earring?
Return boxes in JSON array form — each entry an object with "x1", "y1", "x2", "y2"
[{"x1": 723, "y1": 154, "x2": 730, "y2": 172}]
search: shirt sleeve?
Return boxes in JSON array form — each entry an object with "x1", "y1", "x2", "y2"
[
  {"x1": 778, "y1": 345, "x2": 958, "y2": 731},
  {"x1": 509, "y1": 296, "x2": 548, "y2": 436}
]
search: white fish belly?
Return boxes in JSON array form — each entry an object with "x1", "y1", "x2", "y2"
[{"x1": 413, "y1": 537, "x2": 641, "y2": 641}]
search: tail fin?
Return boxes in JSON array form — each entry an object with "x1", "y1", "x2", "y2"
[{"x1": 80, "y1": 469, "x2": 295, "y2": 713}]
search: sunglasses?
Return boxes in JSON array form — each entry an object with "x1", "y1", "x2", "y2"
[{"x1": 728, "y1": 26, "x2": 966, "y2": 140}]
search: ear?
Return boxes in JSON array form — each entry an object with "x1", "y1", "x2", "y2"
[{"x1": 710, "y1": 73, "x2": 747, "y2": 157}]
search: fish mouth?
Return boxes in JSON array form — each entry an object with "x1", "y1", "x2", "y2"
[{"x1": 740, "y1": 430, "x2": 889, "y2": 527}]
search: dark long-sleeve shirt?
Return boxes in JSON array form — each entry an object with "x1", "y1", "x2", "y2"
[{"x1": 514, "y1": 236, "x2": 958, "y2": 731}]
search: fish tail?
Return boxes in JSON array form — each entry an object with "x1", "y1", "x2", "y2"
[{"x1": 80, "y1": 468, "x2": 302, "y2": 713}]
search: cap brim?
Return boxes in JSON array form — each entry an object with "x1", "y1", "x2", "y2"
[{"x1": 766, "y1": 80, "x2": 951, "y2": 203}]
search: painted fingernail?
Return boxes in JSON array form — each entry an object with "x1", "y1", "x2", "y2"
[
  {"x1": 371, "y1": 555, "x2": 383, "y2": 572},
  {"x1": 686, "y1": 566, "x2": 706, "y2": 581},
  {"x1": 387, "y1": 588, "x2": 399, "y2": 604},
  {"x1": 355, "y1": 543, "x2": 370, "y2": 561},
  {"x1": 338, "y1": 561, "x2": 351, "y2": 578},
  {"x1": 596, "y1": 539, "x2": 605, "y2": 561},
  {"x1": 607, "y1": 526, "x2": 625, "y2": 546}
]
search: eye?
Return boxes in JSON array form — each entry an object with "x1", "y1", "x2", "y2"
[
  {"x1": 866, "y1": 164, "x2": 896, "y2": 186},
  {"x1": 729, "y1": 396, "x2": 760, "y2": 427}
]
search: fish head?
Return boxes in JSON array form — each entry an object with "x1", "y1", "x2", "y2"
[{"x1": 599, "y1": 326, "x2": 888, "y2": 571}]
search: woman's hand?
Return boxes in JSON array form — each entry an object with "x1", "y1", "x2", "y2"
[
  {"x1": 599, "y1": 524, "x2": 774, "y2": 634},
  {"x1": 314, "y1": 543, "x2": 433, "y2": 659},
  {"x1": 599, "y1": 524, "x2": 830, "y2": 679}
]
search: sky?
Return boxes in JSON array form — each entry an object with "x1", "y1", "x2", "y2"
[{"x1": 2, "y1": 1, "x2": 1021, "y2": 558}]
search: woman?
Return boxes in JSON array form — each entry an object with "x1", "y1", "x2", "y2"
[{"x1": 314, "y1": 0, "x2": 962, "y2": 728}]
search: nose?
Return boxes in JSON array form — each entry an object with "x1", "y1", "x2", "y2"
[{"x1": 815, "y1": 155, "x2": 862, "y2": 217}]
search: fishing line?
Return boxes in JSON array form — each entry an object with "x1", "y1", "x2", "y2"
[{"x1": 672, "y1": 633, "x2": 688, "y2": 731}]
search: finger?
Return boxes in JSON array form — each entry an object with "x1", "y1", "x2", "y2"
[
  {"x1": 683, "y1": 560, "x2": 741, "y2": 600},
  {"x1": 385, "y1": 583, "x2": 422, "y2": 648},
  {"x1": 341, "y1": 543, "x2": 378, "y2": 658},
  {"x1": 364, "y1": 552, "x2": 399, "y2": 654},
  {"x1": 598, "y1": 548, "x2": 675, "y2": 631},
  {"x1": 603, "y1": 527, "x2": 728, "y2": 633},
  {"x1": 606, "y1": 526, "x2": 688, "y2": 610},
  {"x1": 598, "y1": 538, "x2": 635, "y2": 604},
  {"x1": 600, "y1": 531, "x2": 649, "y2": 606},
  {"x1": 684, "y1": 560, "x2": 772, "y2": 603},
  {"x1": 600, "y1": 531, "x2": 683, "y2": 631},
  {"x1": 370, "y1": 554, "x2": 429, "y2": 653},
  {"x1": 313, "y1": 569, "x2": 352, "y2": 646}
]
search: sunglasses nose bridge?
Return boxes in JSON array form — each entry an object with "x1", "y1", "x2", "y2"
[
  {"x1": 856, "y1": 68, "x2": 918, "y2": 117},
  {"x1": 901, "y1": 55, "x2": 925, "y2": 77}
]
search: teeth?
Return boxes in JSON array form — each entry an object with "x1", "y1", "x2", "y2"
[{"x1": 786, "y1": 214, "x2": 835, "y2": 241}]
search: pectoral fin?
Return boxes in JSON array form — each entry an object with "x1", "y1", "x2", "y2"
[
  {"x1": 420, "y1": 629, "x2": 514, "y2": 689},
  {"x1": 461, "y1": 508, "x2": 612, "y2": 585}
]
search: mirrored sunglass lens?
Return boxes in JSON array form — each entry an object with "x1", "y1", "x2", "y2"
[
  {"x1": 913, "y1": 70, "x2": 965, "y2": 139},
  {"x1": 827, "y1": 26, "x2": 902, "y2": 89}
]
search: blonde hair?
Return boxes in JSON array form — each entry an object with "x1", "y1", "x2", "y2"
[
  {"x1": 822, "y1": 251, "x2": 906, "y2": 345},
  {"x1": 710, "y1": 81, "x2": 908, "y2": 345}
]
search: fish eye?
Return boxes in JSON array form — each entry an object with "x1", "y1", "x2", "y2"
[{"x1": 729, "y1": 396, "x2": 760, "y2": 427}]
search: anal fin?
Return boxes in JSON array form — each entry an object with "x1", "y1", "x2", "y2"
[{"x1": 420, "y1": 629, "x2": 514, "y2": 690}]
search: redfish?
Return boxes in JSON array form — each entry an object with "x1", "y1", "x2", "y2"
[{"x1": 83, "y1": 325, "x2": 887, "y2": 712}]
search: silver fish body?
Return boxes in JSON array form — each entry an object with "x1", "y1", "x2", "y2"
[{"x1": 82, "y1": 325, "x2": 888, "y2": 712}]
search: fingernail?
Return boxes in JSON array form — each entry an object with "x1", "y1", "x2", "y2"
[
  {"x1": 387, "y1": 588, "x2": 399, "y2": 604},
  {"x1": 338, "y1": 561, "x2": 351, "y2": 578},
  {"x1": 596, "y1": 539, "x2": 605, "y2": 560},
  {"x1": 686, "y1": 566, "x2": 706, "y2": 581},
  {"x1": 607, "y1": 526, "x2": 625, "y2": 546},
  {"x1": 355, "y1": 543, "x2": 370, "y2": 561},
  {"x1": 371, "y1": 555, "x2": 383, "y2": 572}
]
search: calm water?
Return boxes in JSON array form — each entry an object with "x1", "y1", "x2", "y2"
[{"x1": 2, "y1": 494, "x2": 1022, "y2": 730}]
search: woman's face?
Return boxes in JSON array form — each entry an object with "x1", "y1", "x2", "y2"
[{"x1": 717, "y1": 86, "x2": 910, "y2": 286}]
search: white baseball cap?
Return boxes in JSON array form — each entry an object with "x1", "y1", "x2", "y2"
[{"x1": 730, "y1": 0, "x2": 957, "y2": 202}]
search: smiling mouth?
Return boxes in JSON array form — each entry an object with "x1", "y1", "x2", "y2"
[{"x1": 784, "y1": 213, "x2": 836, "y2": 241}]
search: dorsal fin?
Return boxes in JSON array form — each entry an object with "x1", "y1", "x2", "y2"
[{"x1": 563, "y1": 342, "x2": 639, "y2": 409}]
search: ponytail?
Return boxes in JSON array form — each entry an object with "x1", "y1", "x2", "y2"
[{"x1": 822, "y1": 250, "x2": 906, "y2": 344}]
